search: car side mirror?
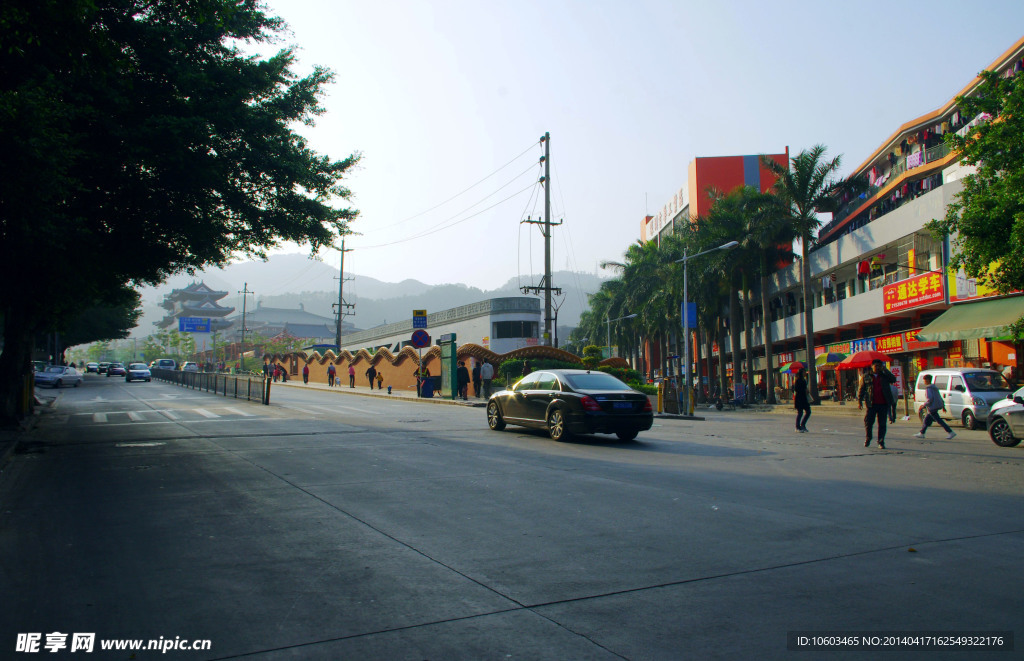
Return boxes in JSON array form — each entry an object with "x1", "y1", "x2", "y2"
[
  {"x1": 1015, "y1": 396, "x2": 1024, "y2": 405},
  {"x1": 953, "y1": 385, "x2": 965, "y2": 392}
]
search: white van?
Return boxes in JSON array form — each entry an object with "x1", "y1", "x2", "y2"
[
  {"x1": 913, "y1": 368, "x2": 1014, "y2": 430},
  {"x1": 154, "y1": 358, "x2": 177, "y2": 371}
]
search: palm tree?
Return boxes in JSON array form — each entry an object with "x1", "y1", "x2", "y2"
[{"x1": 761, "y1": 146, "x2": 865, "y2": 404}]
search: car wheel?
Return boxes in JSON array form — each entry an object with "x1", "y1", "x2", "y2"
[
  {"x1": 988, "y1": 418, "x2": 1021, "y2": 447},
  {"x1": 55, "y1": 380, "x2": 62, "y2": 388},
  {"x1": 616, "y1": 430, "x2": 638, "y2": 441},
  {"x1": 74, "y1": 380, "x2": 80, "y2": 387},
  {"x1": 962, "y1": 410, "x2": 977, "y2": 430},
  {"x1": 487, "y1": 401, "x2": 506, "y2": 431},
  {"x1": 547, "y1": 408, "x2": 572, "y2": 442}
]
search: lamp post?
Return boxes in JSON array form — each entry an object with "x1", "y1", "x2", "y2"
[
  {"x1": 675, "y1": 240, "x2": 739, "y2": 415},
  {"x1": 606, "y1": 313, "x2": 638, "y2": 359}
]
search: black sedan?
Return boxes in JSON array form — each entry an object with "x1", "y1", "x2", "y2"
[{"x1": 486, "y1": 369, "x2": 653, "y2": 441}]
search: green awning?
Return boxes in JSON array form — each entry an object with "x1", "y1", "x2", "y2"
[{"x1": 916, "y1": 296, "x2": 1024, "y2": 342}]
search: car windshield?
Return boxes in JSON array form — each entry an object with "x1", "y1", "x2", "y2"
[
  {"x1": 564, "y1": 372, "x2": 633, "y2": 391},
  {"x1": 965, "y1": 372, "x2": 1012, "y2": 392},
  {"x1": 129, "y1": 364, "x2": 147, "y2": 370},
  {"x1": 45, "y1": 367, "x2": 64, "y2": 373}
]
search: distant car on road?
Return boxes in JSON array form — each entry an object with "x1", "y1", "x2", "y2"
[
  {"x1": 35, "y1": 365, "x2": 82, "y2": 389},
  {"x1": 987, "y1": 386, "x2": 1024, "y2": 447},
  {"x1": 486, "y1": 369, "x2": 654, "y2": 442},
  {"x1": 181, "y1": 362, "x2": 199, "y2": 372},
  {"x1": 153, "y1": 359, "x2": 177, "y2": 371},
  {"x1": 98, "y1": 362, "x2": 111, "y2": 374},
  {"x1": 86, "y1": 362, "x2": 99, "y2": 373},
  {"x1": 125, "y1": 363, "x2": 152, "y2": 383},
  {"x1": 106, "y1": 362, "x2": 126, "y2": 377}
]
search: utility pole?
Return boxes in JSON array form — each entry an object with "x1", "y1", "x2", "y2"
[
  {"x1": 520, "y1": 132, "x2": 561, "y2": 345},
  {"x1": 552, "y1": 293, "x2": 565, "y2": 349},
  {"x1": 334, "y1": 238, "x2": 355, "y2": 350},
  {"x1": 238, "y1": 283, "x2": 254, "y2": 371}
]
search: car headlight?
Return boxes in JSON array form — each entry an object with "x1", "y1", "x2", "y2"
[{"x1": 972, "y1": 397, "x2": 987, "y2": 406}]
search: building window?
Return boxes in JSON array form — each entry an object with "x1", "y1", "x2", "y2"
[{"x1": 493, "y1": 321, "x2": 538, "y2": 339}]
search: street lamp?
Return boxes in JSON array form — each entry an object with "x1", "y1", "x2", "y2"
[
  {"x1": 607, "y1": 313, "x2": 638, "y2": 359},
  {"x1": 675, "y1": 240, "x2": 739, "y2": 415}
]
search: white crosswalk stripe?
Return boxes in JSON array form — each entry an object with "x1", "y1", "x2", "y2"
[
  {"x1": 159, "y1": 409, "x2": 180, "y2": 420},
  {"x1": 127, "y1": 411, "x2": 146, "y2": 422},
  {"x1": 92, "y1": 413, "x2": 107, "y2": 423},
  {"x1": 193, "y1": 408, "x2": 219, "y2": 418},
  {"x1": 221, "y1": 407, "x2": 253, "y2": 417}
]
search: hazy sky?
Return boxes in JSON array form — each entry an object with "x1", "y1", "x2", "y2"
[{"x1": 257, "y1": 0, "x2": 1024, "y2": 292}]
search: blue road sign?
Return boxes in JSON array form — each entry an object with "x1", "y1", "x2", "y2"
[
  {"x1": 411, "y1": 329, "x2": 431, "y2": 348},
  {"x1": 413, "y1": 309, "x2": 427, "y2": 329},
  {"x1": 680, "y1": 302, "x2": 697, "y2": 329},
  {"x1": 179, "y1": 317, "x2": 211, "y2": 333}
]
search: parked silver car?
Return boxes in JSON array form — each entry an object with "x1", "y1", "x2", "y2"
[
  {"x1": 987, "y1": 386, "x2": 1024, "y2": 447},
  {"x1": 35, "y1": 365, "x2": 83, "y2": 388}
]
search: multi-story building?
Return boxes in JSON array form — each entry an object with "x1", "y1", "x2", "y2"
[
  {"x1": 155, "y1": 281, "x2": 235, "y2": 355},
  {"x1": 641, "y1": 150, "x2": 789, "y2": 245},
  {"x1": 751, "y1": 37, "x2": 1024, "y2": 392}
]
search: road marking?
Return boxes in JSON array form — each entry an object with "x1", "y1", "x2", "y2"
[
  {"x1": 194, "y1": 408, "x2": 219, "y2": 418},
  {"x1": 127, "y1": 411, "x2": 146, "y2": 422},
  {"x1": 222, "y1": 407, "x2": 253, "y2": 417},
  {"x1": 288, "y1": 407, "x2": 320, "y2": 416},
  {"x1": 159, "y1": 409, "x2": 180, "y2": 420},
  {"x1": 93, "y1": 413, "x2": 107, "y2": 423}
]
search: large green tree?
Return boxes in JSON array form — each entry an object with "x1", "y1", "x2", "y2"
[
  {"x1": 0, "y1": 0, "x2": 359, "y2": 422},
  {"x1": 929, "y1": 69, "x2": 1024, "y2": 337},
  {"x1": 762, "y1": 147, "x2": 865, "y2": 404}
]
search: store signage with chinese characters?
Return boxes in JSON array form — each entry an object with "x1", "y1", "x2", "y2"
[
  {"x1": 778, "y1": 351, "x2": 795, "y2": 363},
  {"x1": 882, "y1": 272, "x2": 945, "y2": 314},
  {"x1": 826, "y1": 341, "x2": 852, "y2": 355},
  {"x1": 904, "y1": 329, "x2": 939, "y2": 351},
  {"x1": 876, "y1": 333, "x2": 905, "y2": 354}
]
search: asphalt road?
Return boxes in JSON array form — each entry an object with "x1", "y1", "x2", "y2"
[{"x1": 1, "y1": 374, "x2": 1021, "y2": 660}]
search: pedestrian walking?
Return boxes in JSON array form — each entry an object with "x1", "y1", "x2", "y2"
[
  {"x1": 858, "y1": 359, "x2": 897, "y2": 449},
  {"x1": 794, "y1": 368, "x2": 811, "y2": 433},
  {"x1": 326, "y1": 363, "x2": 336, "y2": 387},
  {"x1": 457, "y1": 360, "x2": 470, "y2": 400},
  {"x1": 472, "y1": 361, "x2": 482, "y2": 398},
  {"x1": 365, "y1": 364, "x2": 377, "y2": 389},
  {"x1": 522, "y1": 360, "x2": 531, "y2": 378},
  {"x1": 889, "y1": 382, "x2": 900, "y2": 423},
  {"x1": 414, "y1": 362, "x2": 430, "y2": 397},
  {"x1": 376, "y1": 371, "x2": 384, "y2": 391},
  {"x1": 914, "y1": 374, "x2": 957, "y2": 440},
  {"x1": 302, "y1": 364, "x2": 309, "y2": 384},
  {"x1": 348, "y1": 364, "x2": 355, "y2": 388},
  {"x1": 480, "y1": 360, "x2": 494, "y2": 398}
]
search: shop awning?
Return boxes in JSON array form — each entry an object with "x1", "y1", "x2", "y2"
[{"x1": 916, "y1": 296, "x2": 1024, "y2": 342}]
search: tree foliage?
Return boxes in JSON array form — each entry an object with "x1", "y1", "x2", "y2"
[
  {"x1": 929, "y1": 69, "x2": 1024, "y2": 337},
  {"x1": 0, "y1": 0, "x2": 359, "y2": 421}
]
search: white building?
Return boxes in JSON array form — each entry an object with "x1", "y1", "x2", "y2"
[{"x1": 339, "y1": 297, "x2": 542, "y2": 355}]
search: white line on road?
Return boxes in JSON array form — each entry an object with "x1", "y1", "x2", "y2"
[
  {"x1": 194, "y1": 408, "x2": 219, "y2": 418},
  {"x1": 222, "y1": 407, "x2": 254, "y2": 417},
  {"x1": 127, "y1": 411, "x2": 146, "y2": 422},
  {"x1": 159, "y1": 409, "x2": 180, "y2": 420},
  {"x1": 288, "y1": 407, "x2": 320, "y2": 416},
  {"x1": 92, "y1": 413, "x2": 107, "y2": 423}
]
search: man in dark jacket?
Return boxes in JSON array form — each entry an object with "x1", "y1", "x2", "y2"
[
  {"x1": 365, "y1": 364, "x2": 377, "y2": 389},
  {"x1": 471, "y1": 361, "x2": 482, "y2": 398},
  {"x1": 858, "y1": 359, "x2": 897, "y2": 449},
  {"x1": 456, "y1": 361, "x2": 470, "y2": 400}
]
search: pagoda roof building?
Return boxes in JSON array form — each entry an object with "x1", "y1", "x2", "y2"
[{"x1": 156, "y1": 281, "x2": 235, "y2": 330}]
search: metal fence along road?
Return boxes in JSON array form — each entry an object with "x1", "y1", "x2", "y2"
[{"x1": 151, "y1": 369, "x2": 271, "y2": 404}]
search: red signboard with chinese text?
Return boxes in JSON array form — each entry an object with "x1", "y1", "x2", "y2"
[
  {"x1": 904, "y1": 329, "x2": 939, "y2": 351},
  {"x1": 882, "y1": 272, "x2": 945, "y2": 314},
  {"x1": 876, "y1": 333, "x2": 905, "y2": 354}
]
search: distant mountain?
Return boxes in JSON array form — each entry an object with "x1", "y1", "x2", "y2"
[{"x1": 133, "y1": 254, "x2": 608, "y2": 340}]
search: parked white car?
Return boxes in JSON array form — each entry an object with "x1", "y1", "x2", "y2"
[
  {"x1": 987, "y1": 386, "x2": 1024, "y2": 447},
  {"x1": 35, "y1": 365, "x2": 83, "y2": 388}
]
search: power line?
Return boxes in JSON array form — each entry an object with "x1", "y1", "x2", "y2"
[
  {"x1": 356, "y1": 181, "x2": 539, "y2": 250},
  {"x1": 375, "y1": 141, "x2": 540, "y2": 231}
]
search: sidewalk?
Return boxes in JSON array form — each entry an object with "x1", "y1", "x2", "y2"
[
  {"x1": 0, "y1": 391, "x2": 57, "y2": 470},
  {"x1": 271, "y1": 378, "x2": 489, "y2": 407}
]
